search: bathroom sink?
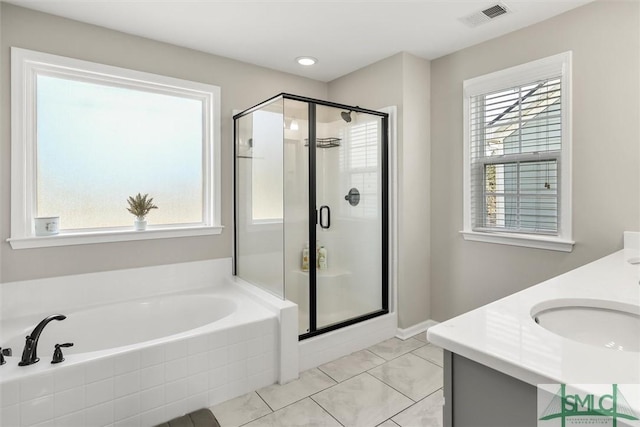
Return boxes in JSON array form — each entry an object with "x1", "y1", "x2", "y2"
[{"x1": 533, "y1": 303, "x2": 640, "y2": 352}]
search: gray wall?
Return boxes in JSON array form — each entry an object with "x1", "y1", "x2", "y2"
[
  {"x1": 0, "y1": 3, "x2": 327, "y2": 282},
  {"x1": 1, "y1": 5, "x2": 432, "y2": 331},
  {"x1": 430, "y1": 0, "x2": 640, "y2": 321},
  {"x1": 5, "y1": 0, "x2": 634, "y2": 331},
  {"x1": 329, "y1": 52, "x2": 431, "y2": 328}
]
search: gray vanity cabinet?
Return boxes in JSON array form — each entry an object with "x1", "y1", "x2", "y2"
[{"x1": 443, "y1": 350, "x2": 540, "y2": 427}]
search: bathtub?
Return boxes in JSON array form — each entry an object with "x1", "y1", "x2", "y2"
[
  {"x1": 0, "y1": 259, "x2": 295, "y2": 427},
  {"x1": 2, "y1": 292, "x2": 240, "y2": 357}
]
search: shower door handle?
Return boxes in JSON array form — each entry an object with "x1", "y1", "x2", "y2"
[{"x1": 319, "y1": 205, "x2": 331, "y2": 229}]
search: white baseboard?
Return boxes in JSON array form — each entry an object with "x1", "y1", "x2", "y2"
[{"x1": 396, "y1": 319, "x2": 440, "y2": 340}]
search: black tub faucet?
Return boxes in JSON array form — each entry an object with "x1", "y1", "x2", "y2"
[{"x1": 19, "y1": 314, "x2": 66, "y2": 366}]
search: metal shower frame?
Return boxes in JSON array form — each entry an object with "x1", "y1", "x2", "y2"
[{"x1": 233, "y1": 93, "x2": 390, "y2": 340}]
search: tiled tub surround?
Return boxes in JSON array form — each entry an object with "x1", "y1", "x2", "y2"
[{"x1": 0, "y1": 259, "x2": 294, "y2": 427}]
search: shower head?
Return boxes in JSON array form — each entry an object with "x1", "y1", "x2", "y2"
[{"x1": 341, "y1": 111, "x2": 352, "y2": 123}]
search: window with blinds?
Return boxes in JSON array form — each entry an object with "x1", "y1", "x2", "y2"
[
  {"x1": 462, "y1": 52, "x2": 574, "y2": 252},
  {"x1": 340, "y1": 120, "x2": 380, "y2": 218},
  {"x1": 470, "y1": 78, "x2": 561, "y2": 234}
]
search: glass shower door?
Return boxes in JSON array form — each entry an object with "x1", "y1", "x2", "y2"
[
  {"x1": 234, "y1": 98, "x2": 285, "y2": 298},
  {"x1": 235, "y1": 94, "x2": 388, "y2": 340},
  {"x1": 313, "y1": 104, "x2": 386, "y2": 330},
  {"x1": 282, "y1": 99, "x2": 311, "y2": 335}
]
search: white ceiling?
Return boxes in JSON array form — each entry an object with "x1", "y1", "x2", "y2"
[{"x1": 6, "y1": 0, "x2": 595, "y2": 82}]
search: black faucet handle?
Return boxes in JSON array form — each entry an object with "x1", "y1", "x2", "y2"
[
  {"x1": 0, "y1": 348, "x2": 5, "y2": 365},
  {"x1": 18, "y1": 336, "x2": 36, "y2": 366},
  {"x1": 51, "y1": 343, "x2": 73, "y2": 364},
  {"x1": 19, "y1": 315, "x2": 67, "y2": 367}
]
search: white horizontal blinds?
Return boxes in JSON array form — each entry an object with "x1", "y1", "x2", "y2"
[
  {"x1": 343, "y1": 119, "x2": 379, "y2": 218},
  {"x1": 470, "y1": 77, "x2": 562, "y2": 234}
]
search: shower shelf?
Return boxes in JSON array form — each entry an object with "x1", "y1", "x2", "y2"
[
  {"x1": 296, "y1": 268, "x2": 351, "y2": 278},
  {"x1": 304, "y1": 137, "x2": 341, "y2": 148}
]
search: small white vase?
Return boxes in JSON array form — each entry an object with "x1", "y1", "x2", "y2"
[{"x1": 134, "y1": 218, "x2": 147, "y2": 231}]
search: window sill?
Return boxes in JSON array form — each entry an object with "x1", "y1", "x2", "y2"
[
  {"x1": 8, "y1": 225, "x2": 224, "y2": 249},
  {"x1": 460, "y1": 230, "x2": 574, "y2": 252}
]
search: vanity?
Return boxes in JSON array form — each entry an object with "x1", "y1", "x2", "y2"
[{"x1": 428, "y1": 232, "x2": 640, "y2": 427}]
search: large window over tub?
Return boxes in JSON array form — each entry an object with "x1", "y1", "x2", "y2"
[
  {"x1": 9, "y1": 48, "x2": 221, "y2": 249},
  {"x1": 462, "y1": 52, "x2": 574, "y2": 252}
]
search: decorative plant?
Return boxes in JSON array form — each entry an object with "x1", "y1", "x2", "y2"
[{"x1": 126, "y1": 193, "x2": 158, "y2": 220}]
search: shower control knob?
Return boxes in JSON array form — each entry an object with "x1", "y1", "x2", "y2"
[
  {"x1": 344, "y1": 188, "x2": 360, "y2": 206},
  {"x1": 51, "y1": 343, "x2": 74, "y2": 364},
  {"x1": 0, "y1": 348, "x2": 5, "y2": 365}
]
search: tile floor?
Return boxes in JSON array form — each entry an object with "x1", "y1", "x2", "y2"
[{"x1": 209, "y1": 333, "x2": 444, "y2": 427}]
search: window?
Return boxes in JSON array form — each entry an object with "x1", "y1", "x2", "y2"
[
  {"x1": 235, "y1": 108, "x2": 286, "y2": 230},
  {"x1": 9, "y1": 48, "x2": 221, "y2": 249},
  {"x1": 340, "y1": 120, "x2": 380, "y2": 219},
  {"x1": 250, "y1": 110, "x2": 284, "y2": 223},
  {"x1": 462, "y1": 52, "x2": 574, "y2": 252}
]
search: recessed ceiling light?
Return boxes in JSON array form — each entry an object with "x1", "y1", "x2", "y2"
[{"x1": 296, "y1": 56, "x2": 317, "y2": 66}]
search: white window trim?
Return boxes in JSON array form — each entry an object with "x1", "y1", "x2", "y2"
[
  {"x1": 9, "y1": 47, "x2": 222, "y2": 249},
  {"x1": 461, "y1": 51, "x2": 574, "y2": 252}
]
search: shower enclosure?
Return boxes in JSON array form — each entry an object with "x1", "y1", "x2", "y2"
[{"x1": 234, "y1": 94, "x2": 388, "y2": 339}]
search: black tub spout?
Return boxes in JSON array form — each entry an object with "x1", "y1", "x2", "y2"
[{"x1": 18, "y1": 314, "x2": 66, "y2": 366}]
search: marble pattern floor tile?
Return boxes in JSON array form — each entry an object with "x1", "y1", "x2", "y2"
[
  {"x1": 377, "y1": 420, "x2": 401, "y2": 427},
  {"x1": 312, "y1": 373, "x2": 413, "y2": 427},
  {"x1": 367, "y1": 337, "x2": 425, "y2": 361},
  {"x1": 209, "y1": 392, "x2": 272, "y2": 427},
  {"x1": 256, "y1": 368, "x2": 336, "y2": 411},
  {"x1": 318, "y1": 350, "x2": 386, "y2": 383},
  {"x1": 392, "y1": 389, "x2": 444, "y2": 427},
  {"x1": 368, "y1": 353, "x2": 443, "y2": 401},
  {"x1": 411, "y1": 332, "x2": 428, "y2": 343},
  {"x1": 243, "y1": 398, "x2": 341, "y2": 427},
  {"x1": 412, "y1": 344, "x2": 444, "y2": 367}
]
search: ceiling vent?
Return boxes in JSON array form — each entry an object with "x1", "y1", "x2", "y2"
[{"x1": 460, "y1": 3, "x2": 510, "y2": 28}]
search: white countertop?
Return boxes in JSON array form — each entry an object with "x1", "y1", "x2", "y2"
[{"x1": 428, "y1": 232, "x2": 640, "y2": 389}]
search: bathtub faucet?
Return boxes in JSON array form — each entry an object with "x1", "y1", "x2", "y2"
[{"x1": 18, "y1": 314, "x2": 66, "y2": 366}]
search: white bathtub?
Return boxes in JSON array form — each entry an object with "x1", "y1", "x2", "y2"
[
  {"x1": 2, "y1": 293, "x2": 239, "y2": 357},
  {"x1": 0, "y1": 259, "x2": 295, "y2": 427}
]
